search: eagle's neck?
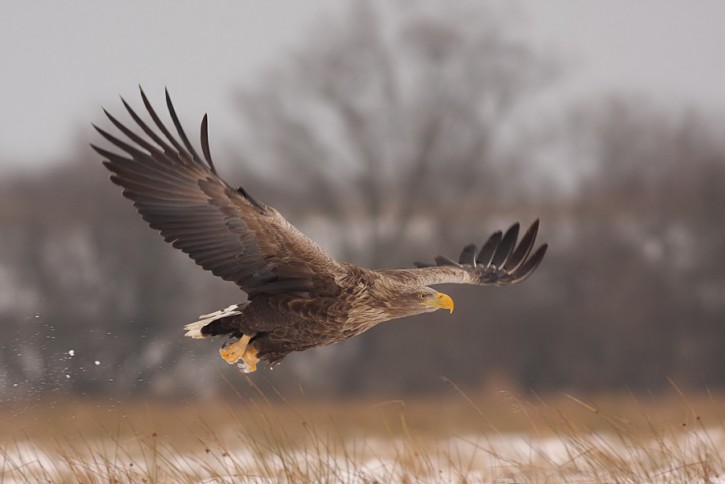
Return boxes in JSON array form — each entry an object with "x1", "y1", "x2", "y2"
[{"x1": 343, "y1": 270, "x2": 420, "y2": 333}]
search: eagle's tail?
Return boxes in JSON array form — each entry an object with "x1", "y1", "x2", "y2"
[{"x1": 184, "y1": 303, "x2": 247, "y2": 339}]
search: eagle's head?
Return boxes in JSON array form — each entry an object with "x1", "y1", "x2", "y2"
[
  {"x1": 416, "y1": 286, "x2": 454, "y2": 313},
  {"x1": 358, "y1": 276, "x2": 455, "y2": 326},
  {"x1": 394, "y1": 286, "x2": 454, "y2": 317}
]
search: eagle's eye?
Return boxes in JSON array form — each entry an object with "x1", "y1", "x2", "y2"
[{"x1": 419, "y1": 293, "x2": 428, "y2": 299}]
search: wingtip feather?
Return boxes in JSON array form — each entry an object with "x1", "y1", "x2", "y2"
[
  {"x1": 476, "y1": 230, "x2": 502, "y2": 266},
  {"x1": 511, "y1": 243, "x2": 548, "y2": 283},
  {"x1": 200, "y1": 113, "x2": 217, "y2": 174},
  {"x1": 504, "y1": 220, "x2": 539, "y2": 271},
  {"x1": 490, "y1": 222, "x2": 519, "y2": 268}
]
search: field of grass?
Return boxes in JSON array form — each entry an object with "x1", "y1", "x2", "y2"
[{"x1": 1, "y1": 383, "x2": 723, "y2": 482}]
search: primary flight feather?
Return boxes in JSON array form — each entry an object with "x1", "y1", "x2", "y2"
[{"x1": 92, "y1": 88, "x2": 547, "y2": 373}]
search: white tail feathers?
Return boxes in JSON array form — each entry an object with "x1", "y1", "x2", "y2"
[
  {"x1": 183, "y1": 320, "x2": 209, "y2": 339},
  {"x1": 183, "y1": 304, "x2": 245, "y2": 339}
]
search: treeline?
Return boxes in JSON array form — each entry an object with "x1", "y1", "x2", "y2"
[{"x1": 0, "y1": 3, "x2": 723, "y2": 399}]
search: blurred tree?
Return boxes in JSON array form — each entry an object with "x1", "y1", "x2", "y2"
[
  {"x1": 542, "y1": 97, "x2": 725, "y2": 390},
  {"x1": 233, "y1": 1, "x2": 554, "y2": 266}
]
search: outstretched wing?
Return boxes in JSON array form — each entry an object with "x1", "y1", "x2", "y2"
[
  {"x1": 379, "y1": 220, "x2": 547, "y2": 287},
  {"x1": 92, "y1": 87, "x2": 344, "y2": 297}
]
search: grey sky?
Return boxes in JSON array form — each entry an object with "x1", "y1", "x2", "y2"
[{"x1": 2, "y1": 1, "x2": 725, "y2": 169}]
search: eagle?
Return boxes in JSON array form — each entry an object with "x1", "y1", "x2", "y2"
[{"x1": 92, "y1": 88, "x2": 547, "y2": 373}]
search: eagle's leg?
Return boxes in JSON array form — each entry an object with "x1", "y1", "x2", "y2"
[
  {"x1": 237, "y1": 345, "x2": 259, "y2": 374},
  {"x1": 219, "y1": 334, "x2": 260, "y2": 373},
  {"x1": 219, "y1": 333, "x2": 251, "y2": 364}
]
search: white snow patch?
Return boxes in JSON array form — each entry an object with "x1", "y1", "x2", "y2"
[{"x1": 0, "y1": 428, "x2": 722, "y2": 482}]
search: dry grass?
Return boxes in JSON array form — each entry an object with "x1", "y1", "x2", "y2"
[{"x1": 1, "y1": 383, "x2": 723, "y2": 482}]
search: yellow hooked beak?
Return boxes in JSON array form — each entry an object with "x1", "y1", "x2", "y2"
[{"x1": 423, "y1": 291, "x2": 454, "y2": 313}]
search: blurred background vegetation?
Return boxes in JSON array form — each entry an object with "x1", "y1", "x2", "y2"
[{"x1": 1, "y1": 2, "x2": 723, "y2": 400}]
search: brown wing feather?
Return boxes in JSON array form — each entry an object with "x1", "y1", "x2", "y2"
[
  {"x1": 379, "y1": 220, "x2": 547, "y2": 287},
  {"x1": 92, "y1": 88, "x2": 343, "y2": 297}
]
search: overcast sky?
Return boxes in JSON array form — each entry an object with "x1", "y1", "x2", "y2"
[{"x1": 2, "y1": 1, "x2": 725, "y2": 170}]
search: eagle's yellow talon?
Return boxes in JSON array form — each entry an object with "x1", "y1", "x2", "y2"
[
  {"x1": 219, "y1": 334, "x2": 251, "y2": 364},
  {"x1": 239, "y1": 345, "x2": 259, "y2": 373},
  {"x1": 219, "y1": 334, "x2": 260, "y2": 373}
]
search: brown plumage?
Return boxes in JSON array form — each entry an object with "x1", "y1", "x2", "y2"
[{"x1": 92, "y1": 88, "x2": 548, "y2": 373}]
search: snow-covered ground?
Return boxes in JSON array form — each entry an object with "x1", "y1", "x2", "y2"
[{"x1": 2, "y1": 427, "x2": 723, "y2": 482}]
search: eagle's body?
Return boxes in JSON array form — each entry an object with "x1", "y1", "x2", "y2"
[{"x1": 93, "y1": 89, "x2": 547, "y2": 373}]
